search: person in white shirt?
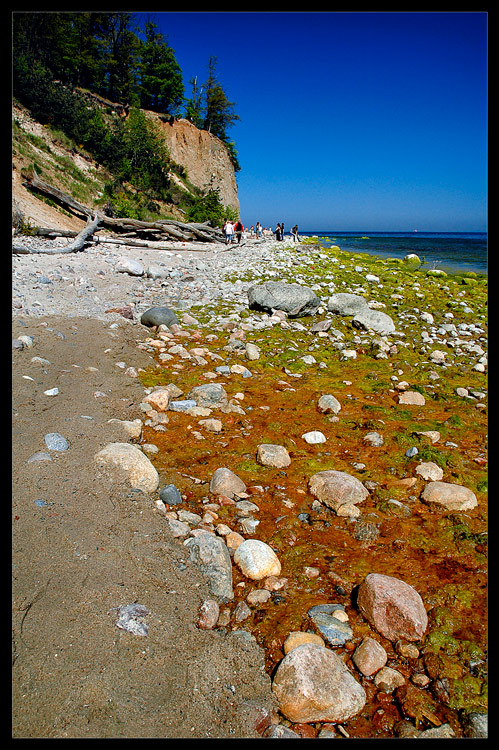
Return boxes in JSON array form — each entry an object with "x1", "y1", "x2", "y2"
[{"x1": 224, "y1": 221, "x2": 234, "y2": 244}]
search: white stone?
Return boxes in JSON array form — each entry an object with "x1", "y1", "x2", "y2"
[
  {"x1": 234, "y1": 539, "x2": 281, "y2": 580},
  {"x1": 415, "y1": 462, "x2": 444, "y2": 481},
  {"x1": 302, "y1": 430, "x2": 326, "y2": 444}
]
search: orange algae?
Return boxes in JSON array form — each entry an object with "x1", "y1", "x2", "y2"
[{"x1": 139, "y1": 322, "x2": 487, "y2": 738}]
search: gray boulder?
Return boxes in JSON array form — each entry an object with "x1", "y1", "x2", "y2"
[
  {"x1": 248, "y1": 281, "x2": 320, "y2": 318},
  {"x1": 184, "y1": 532, "x2": 234, "y2": 600},
  {"x1": 351, "y1": 309, "x2": 395, "y2": 334},
  {"x1": 187, "y1": 383, "x2": 228, "y2": 409},
  {"x1": 327, "y1": 293, "x2": 369, "y2": 316},
  {"x1": 140, "y1": 306, "x2": 179, "y2": 328}
]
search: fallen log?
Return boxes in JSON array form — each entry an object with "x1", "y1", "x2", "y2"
[
  {"x1": 13, "y1": 214, "x2": 101, "y2": 254},
  {"x1": 19, "y1": 172, "x2": 225, "y2": 244}
]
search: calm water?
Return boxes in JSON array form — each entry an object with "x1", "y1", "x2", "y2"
[{"x1": 295, "y1": 231, "x2": 487, "y2": 275}]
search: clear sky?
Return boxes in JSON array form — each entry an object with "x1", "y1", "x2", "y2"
[{"x1": 145, "y1": 11, "x2": 487, "y2": 232}]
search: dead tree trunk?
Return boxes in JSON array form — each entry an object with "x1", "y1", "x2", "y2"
[{"x1": 13, "y1": 214, "x2": 101, "y2": 255}]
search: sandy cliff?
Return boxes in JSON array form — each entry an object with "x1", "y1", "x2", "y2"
[{"x1": 148, "y1": 113, "x2": 240, "y2": 214}]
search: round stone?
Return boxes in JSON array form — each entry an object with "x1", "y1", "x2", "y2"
[{"x1": 234, "y1": 539, "x2": 281, "y2": 580}]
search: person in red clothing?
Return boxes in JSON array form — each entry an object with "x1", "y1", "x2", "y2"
[{"x1": 233, "y1": 219, "x2": 244, "y2": 243}]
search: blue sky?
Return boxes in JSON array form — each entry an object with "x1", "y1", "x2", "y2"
[{"x1": 145, "y1": 11, "x2": 487, "y2": 232}]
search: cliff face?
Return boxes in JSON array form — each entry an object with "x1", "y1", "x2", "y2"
[{"x1": 148, "y1": 113, "x2": 240, "y2": 214}]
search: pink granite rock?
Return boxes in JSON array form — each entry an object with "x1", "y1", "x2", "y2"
[{"x1": 357, "y1": 573, "x2": 427, "y2": 642}]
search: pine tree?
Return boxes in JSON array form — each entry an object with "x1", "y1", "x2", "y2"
[
  {"x1": 202, "y1": 56, "x2": 240, "y2": 141},
  {"x1": 138, "y1": 22, "x2": 184, "y2": 114}
]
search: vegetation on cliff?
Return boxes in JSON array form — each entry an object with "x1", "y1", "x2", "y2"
[{"x1": 12, "y1": 11, "x2": 240, "y2": 225}]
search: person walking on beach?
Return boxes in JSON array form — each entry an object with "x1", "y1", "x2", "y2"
[
  {"x1": 256, "y1": 222, "x2": 262, "y2": 239},
  {"x1": 291, "y1": 224, "x2": 299, "y2": 242},
  {"x1": 280, "y1": 222, "x2": 285, "y2": 240},
  {"x1": 224, "y1": 220, "x2": 234, "y2": 245},
  {"x1": 274, "y1": 222, "x2": 281, "y2": 241},
  {"x1": 234, "y1": 219, "x2": 244, "y2": 243}
]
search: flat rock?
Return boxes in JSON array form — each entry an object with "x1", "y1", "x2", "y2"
[
  {"x1": 187, "y1": 383, "x2": 228, "y2": 409},
  {"x1": 352, "y1": 309, "x2": 395, "y2": 334},
  {"x1": 248, "y1": 281, "x2": 320, "y2": 318},
  {"x1": 327, "y1": 292, "x2": 368, "y2": 316}
]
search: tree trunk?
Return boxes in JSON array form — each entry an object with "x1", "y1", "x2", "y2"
[{"x1": 13, "y1": 214, "x2": 101, "y2": 255}]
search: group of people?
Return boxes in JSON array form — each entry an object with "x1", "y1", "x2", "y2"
[{"x1": 222, "y1": 220, "x2": 299, "y2": 244}]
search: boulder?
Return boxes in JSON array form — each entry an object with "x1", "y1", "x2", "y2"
[
  {"x1": 210, "y1": 467, "x2": 247, "y2": 498},
  {"x1": 187, "y1": 383, "x2": 228, "y2": 409},
  {"x1": 140, "y1": 306, "x2": 179, "y2": 328},
  {"x1": 248, "y1": 281, "x2": 320, "y2": 318},
  {"x1": 351, "y1": 309, "x2": 395, "y2": 335},
  {"x1": 184, "y1": 532, "x2": 234, "y2": 600},
  {"x1": 327, "y1": 293, "x2": 369, "y2": 316},
  {"x1": 94, "y1": 442, "x2": 159, "y2": 492},
  {"x1": 308, "y1": 470, "x2": 369, "y2": 512},
  {"x1": 272, "y1": 643, "x2": 366, "y2": 723},
  {"x1": 357, "y1": 573, "x2": 428, "y2": 642},
  {"x1": 421, "y1": 481, "x2": 477, "y2": 511},
  {"x1": 256, "y1": 444, "x2": 291, "y2": 468}
]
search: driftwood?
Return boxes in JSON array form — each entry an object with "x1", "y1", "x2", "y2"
[
  {"x1": 12, "y1": 214, "x2": 101, "y2": 255},
  {"x1": 16, "y1": 173, "x2": 226, "y2": 252}
]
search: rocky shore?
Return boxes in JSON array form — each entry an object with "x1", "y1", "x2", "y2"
[{"x1": 12, "y1": 234, "x2": 487, "y2": 738}]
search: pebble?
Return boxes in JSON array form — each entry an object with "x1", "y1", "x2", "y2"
[{"x1": 44, "y1": 432, "x2": 69, "y2": 451}]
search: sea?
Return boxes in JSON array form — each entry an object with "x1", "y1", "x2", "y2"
[{"x1": 295, "y1": 231, "x2": 487, "y2": 276}]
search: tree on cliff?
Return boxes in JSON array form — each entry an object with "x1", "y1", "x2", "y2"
[
  {"x1": 203, "y1": 56, "x2": 240, "y2": 142},
  {"x1": 138, "y1": 21, "x2": 184, "y2": 115}
]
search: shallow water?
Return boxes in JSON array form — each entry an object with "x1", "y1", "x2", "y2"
[{"x1": 297, "y1": 232, "x2": 487, "y2": 275}]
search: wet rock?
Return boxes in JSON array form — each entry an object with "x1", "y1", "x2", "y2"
[
  {"x1": 461, "y1": 711, "x2": 488, "y2": 738},
  {"x1": 283, "y1": 631, "x2": 325, "y2": 654},
  {"x1": 234, "y1": 539, "x2": 281, "y2": 580},
  {"x1": 272, "y1": 643, "x2": 366, "y2": 723},
  {"x1": 209, "y1": 467, "x2": 247, "y2": 498},
  {"x1": 421, "y1": 481, "x2": 478, "y2": 511},
  {"x1": 308, "y1": 605, "x2": 353, "y2": 646},
  {"x1": 248, "y1": 280, "x2": 320, "y2": 318},
  {"x1": 374, "y1": 666, "x2": 406, "y2": 692},
  {"x1": 256, "y1": 443, "x2": 291, "y2": 468},
  {"x1": 363, "y1": 431, "x2": 384, "y2": 447},
  {"x1": 159, "y1": 484, "x2": 183, "y2": 506},
  {"x1": 308, "y1": 470, "x2": 369, "y2": 512},
  {"x1": 184, "y1": 531, "x2": 234, "y2": 600},
  {"x1": 352, "y1": 636, "x2": 388, "y2": 676},
  {"x1": 357, "y1": 573, "x2": 428, "y2": 642},
  {"x1": 94, "y1": 442, "x2": 159, "y2": 492}
]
